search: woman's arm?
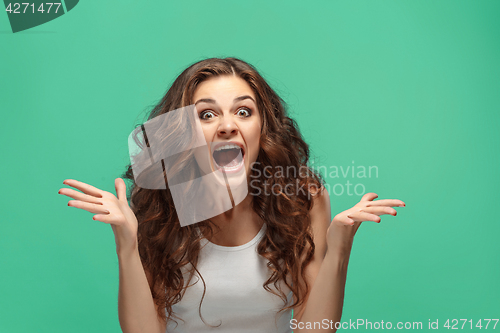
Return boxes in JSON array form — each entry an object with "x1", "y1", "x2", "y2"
[
  {"x1": 292, "y1": 222, "x2": 351, "y2": 333},
  {"x1": 59, "y1": 178, "x2": 166, "y2": 333},
  {"x1": 118, "y1": 245, "x2": 166, "y2": 333},
  {"x1": 292, "y1": 189, "x2": 405, "y2": 333}
]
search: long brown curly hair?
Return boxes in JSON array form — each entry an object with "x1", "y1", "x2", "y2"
[{"x1": 121, "y1": 57, "x2": 325, "y2": 328}]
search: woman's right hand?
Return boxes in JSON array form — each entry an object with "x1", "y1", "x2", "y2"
[{"x1": 59, "y1": 178, "x2": 139, "y2": 256}]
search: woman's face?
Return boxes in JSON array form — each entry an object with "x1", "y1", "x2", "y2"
[{"x1": 192, "y1": 75, "x2": 262, "y2": 186}]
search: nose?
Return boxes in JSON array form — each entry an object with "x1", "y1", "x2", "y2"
[{"x1": 217, "y1": 117, "x2": 238, "y2": 137}]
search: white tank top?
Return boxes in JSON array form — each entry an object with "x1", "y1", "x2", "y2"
[{"x1": 165, "y1": 222, "x2": 294, "y2": 332}]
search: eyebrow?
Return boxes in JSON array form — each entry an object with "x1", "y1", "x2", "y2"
[{"x1": 194, "y1": 95, "x2": 256, "y2": 106}]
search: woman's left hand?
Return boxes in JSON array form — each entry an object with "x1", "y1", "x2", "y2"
[{"x1": 326, "y1": 192, "x2": 405, "y2": 253}]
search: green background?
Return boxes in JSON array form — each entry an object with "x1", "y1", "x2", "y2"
[{"x1": 1, "y1": 0, "x2": 499, "y2": 332}]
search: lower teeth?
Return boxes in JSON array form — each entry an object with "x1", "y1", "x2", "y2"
[{"x1": 216, "y1": 157, "x2": 243, "y2": 170}]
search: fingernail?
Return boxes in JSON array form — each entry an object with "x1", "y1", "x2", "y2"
[
  {"x1": 104, "y1": 210, "x2": 110, "y2": 214},
  {"x1": 92, "y1": 217, "x2": 96, "y2": 220},
  {"x1": 399, "y1": 204, "x2": 405, "y2": 207}
]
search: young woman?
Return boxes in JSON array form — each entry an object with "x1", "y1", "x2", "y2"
[{"x1": 58, "y1": 57, "x2": 405, "y2": 333}]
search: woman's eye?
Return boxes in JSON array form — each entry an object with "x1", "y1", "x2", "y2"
[
  {"x1": 237, "y1": 108, "x2": 251, "y2": 117},
  {"x1": 200, "y1": 110, "x2": 215, "y2": 120}
]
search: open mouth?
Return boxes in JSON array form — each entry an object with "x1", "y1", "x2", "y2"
[{"x1": 212, "y1": 143, "x2": 245, "y2": 172}]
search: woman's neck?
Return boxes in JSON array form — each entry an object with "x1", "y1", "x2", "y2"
[{"x1": 204, "y1": 194, "x2": 264, "y2": 247}]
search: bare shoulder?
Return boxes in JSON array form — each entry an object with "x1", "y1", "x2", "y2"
[
  {"x1": 309, "y1": 184, "x2": 332, "y2": 223},
  {"x1": 309, "y1": 185, "x2": 331, "y2": 264},
  {"x1": 292, "y1": 185, "x2": 331, "y2": 321}
]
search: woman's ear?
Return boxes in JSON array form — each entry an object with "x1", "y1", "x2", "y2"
[{"x1": 308, "y1": 184, "x2": 326, "y2": 197}]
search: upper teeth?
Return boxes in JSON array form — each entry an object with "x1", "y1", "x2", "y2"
[{"x1": 214, "y1": 144, "x2": 242, "y2": 152}]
